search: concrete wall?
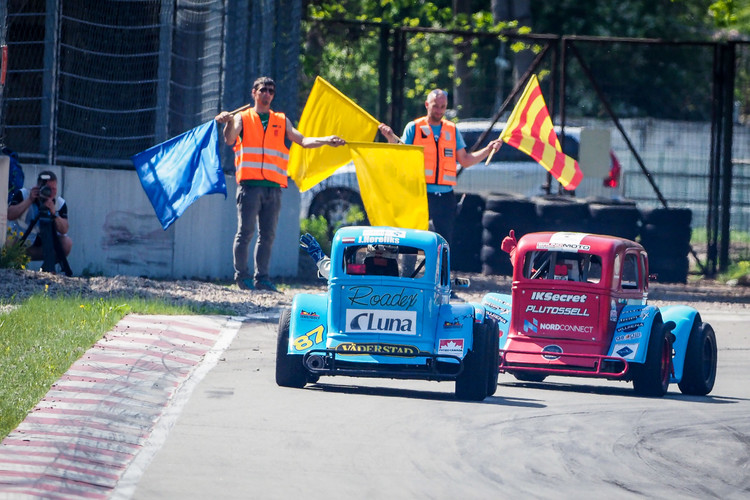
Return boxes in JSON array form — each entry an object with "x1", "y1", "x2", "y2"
[
  {"x1": 17, "y1": 165, "x2": 299, "y2": 280},
  {"x1": 0, "y1": 156, "x2": 8, "y2": 247}
]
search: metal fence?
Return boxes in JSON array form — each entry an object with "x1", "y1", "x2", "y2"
[
  {"x1": 301, "y1": 23, "x2": 750, "y2": 275},
  {"x1": 2, "y1": 6, "x2": 750, "y2": 274},
  {"x1": 0, "y1": 0, "x2": 300, "y2": 168}
]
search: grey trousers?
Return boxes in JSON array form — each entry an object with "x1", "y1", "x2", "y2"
[{"x1": 233, "y1": 185, "x2": 282, "y2": 282}]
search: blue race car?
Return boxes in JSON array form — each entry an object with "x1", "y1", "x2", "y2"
[{"x1": 276, "y1": 226, "x2": 499, "y2": 401}]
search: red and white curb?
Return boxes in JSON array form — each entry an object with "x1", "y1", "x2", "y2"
[{"x1": 0, "y1": 314, "x2": 244, "y2": 499}]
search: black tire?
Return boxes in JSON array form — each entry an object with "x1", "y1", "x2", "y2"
[
  {"x1": 588, "y1": 203, "x2": 641, "y2": 240},
  {"x1": 485, "y1": 193, "x2": 536, "y2": 217},
  {"x1": 452, "y1": 194, "x2": 484, "y2": 272},
  {"x1": 308, "y1": 188, "x2": 368, "y2": 238},
  {"x1": 632, "y1": 317, "x2": 671, "y2": 397},
  {"x1": 481, "y1": 210, "x2": 510, "y2": 234},
  {"x1": 533, "y1": 196, "x2": 591, "y2": 233},
  {"x1": 640, "y1": 207, "x2": 692, "y2": 227},
  {"x1": 485, "y1": 318, "x2": 500, "y2": 397},
  {"x1": 639, "y1": 224, "x2": 692, "y2": 254},
  {"x1": 648, "y1": 255, "x2": 690, "y2": 284},
  {"x1": 480, "y1": 246, "x2": 513, "y2": 276},
  {"x1": 513, "y1": 372, "x2": 548, "y2": 383},
  {"x1": 678, "y1": 321, "x2": 717, "y2": 395},
  {"x1": 275, "y1": 308, "x2": 309, "y2": 388},
  {"x1": 455, "y1": 323, "x2": 490, "y2": 401}
]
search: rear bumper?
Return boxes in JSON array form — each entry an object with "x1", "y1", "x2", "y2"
[
  {"x1": 499, "y1": 348, "x2": 630, "y2": 379},
  {"x1": 303, "y1": 348, "x2": 464, "y2": 381}
]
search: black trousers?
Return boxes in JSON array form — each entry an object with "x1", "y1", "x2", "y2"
[{"x1": 427, "y1": 190, "x2": 457, "y2": 246}]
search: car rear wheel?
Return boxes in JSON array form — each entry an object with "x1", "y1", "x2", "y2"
[
  {"x1": 632, "y1": 317, "x2": 671, "y2": 397},
  {"x1": 455, "y1": 323, "x2": 490, "y2": 401},
  {"x1": 275, "y1": 308, "x2": 308, "y2": 388},
  {"x1": 678, "y1": 321, "x2": 717, "y2": 395}
]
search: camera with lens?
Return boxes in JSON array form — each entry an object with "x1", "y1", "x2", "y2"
[
  {"x1": 36, "y1": 174, "x2": 53, "y2": 216},
  {"x1": 38, "y1": 184, "x2": 53, "y2": 203}
]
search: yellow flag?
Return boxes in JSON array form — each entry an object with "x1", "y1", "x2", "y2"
[
  {"x1": 348, "y1": 142, "x2": 429, "y2": 230},
  {"x1": 288, "y1": 77, "x2": 379, "y2": 192},
  {"x1": 500, "y1": 75, "x2": 583, "y2": 190}
]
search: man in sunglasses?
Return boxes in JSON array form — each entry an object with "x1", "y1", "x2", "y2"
[{"x1": 215, "y1": 76, "x2": 346, "y2": 292}]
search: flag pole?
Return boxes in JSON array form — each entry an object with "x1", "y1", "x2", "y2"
[
  {"x1": 484, "y1": 142, "x2": 499, "y2": 165},
  {"x1": 230, "y1": 103, "x2": 253, "y2": 115}
]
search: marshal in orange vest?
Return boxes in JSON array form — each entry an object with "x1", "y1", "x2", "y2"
[
  {"x1": 233, "y1": 109, "x2": 290, "y2": 187},
  {"x1": 412, "y1": 116, "x2": 457, "y2": 186}
]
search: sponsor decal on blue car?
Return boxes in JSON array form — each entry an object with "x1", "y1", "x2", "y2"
[
  {"x1": 346, "y1": 285, "x2": 419, "y2": 310},
  {"x1": 335, "y1": 343, "x2": 420, "y2": 357},
  {"x1": 346, "y1": 309, "x2": 417, "y2": 334}
]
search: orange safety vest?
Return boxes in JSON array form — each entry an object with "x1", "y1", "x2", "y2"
[
  {"x1": 412, "y1": 116, "x2": 457, "y2": 186},
  {"x1": 234, "y1": 109, "x2": 290, "y2": 187}
]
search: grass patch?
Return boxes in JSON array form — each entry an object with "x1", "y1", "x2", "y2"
[{"x1": 0, "y1": 294, "x2": 207, "y2": 439}]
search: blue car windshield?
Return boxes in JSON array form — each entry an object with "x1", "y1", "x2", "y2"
[{"x1": 343, "y1": 245, "x2": 426, "y2": 279}]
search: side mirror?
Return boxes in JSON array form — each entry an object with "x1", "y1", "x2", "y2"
[{"x1": 453, "y1": 277, "x2": 470, "y2": 288}]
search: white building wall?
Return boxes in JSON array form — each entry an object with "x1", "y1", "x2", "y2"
[{"x1": 18, "y1": 165, "x2": 299, "y2": 280}]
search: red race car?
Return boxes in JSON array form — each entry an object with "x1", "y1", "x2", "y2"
[{"x1": 481, "y1": 231, "x2": 717, "y2": 397}]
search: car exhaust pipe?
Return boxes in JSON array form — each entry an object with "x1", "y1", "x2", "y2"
[{"x1": 306, "y1": 354, "x2": 327, "y2": 371}]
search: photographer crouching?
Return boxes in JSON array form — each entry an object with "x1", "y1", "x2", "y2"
[{"x1": 7, "y1": 171, "x2": 73, "y2": 275}]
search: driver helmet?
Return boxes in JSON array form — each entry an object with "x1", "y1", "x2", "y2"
[{"x1": 366, "y1": 244, "x2": 398, "y2": 259}]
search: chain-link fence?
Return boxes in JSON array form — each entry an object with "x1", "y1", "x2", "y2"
[
  {"x1": 301, "y1": 22, "x2": 750, "y2": 275},
  {"x1": 1, "y1": 0, "x2": 300, "y2": 168},
  {"x1": 2, "y1": 6, "x2": 750, "y2": 274}
]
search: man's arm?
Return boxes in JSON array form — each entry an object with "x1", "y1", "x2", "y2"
[
  {"x1": 214, "y1": 111, "x2": 243, "y2": 145},
  {"x1": 378, "y1": 122, "x2": 414, "y2": 145},
  {"x1": 7, "y1": 188, "x2": 36, "y2": 221},
  {"x1": 53, "y1": 201, "x2": 69, "y2": 234},
  {"x1": 456, "y1": 138, "x2": 503, "y2": 168},
  {"x1": 286, "y1": 118, "x2": 346, "y2": 148},
  {"x1": 378, "y1": 123, "x2": 400, "y2": 144}
]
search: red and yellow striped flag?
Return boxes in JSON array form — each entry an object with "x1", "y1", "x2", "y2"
[{"x1": 500, "y1": 75, "x2": 583, "y2": 190}]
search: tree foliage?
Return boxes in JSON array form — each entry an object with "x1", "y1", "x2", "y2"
[
  {"x1": 301, "y1": 0, "x2": 515, "y2": 122},
  {"x1": 300, "y1": 1, "x2": 745, "y2": 123}
]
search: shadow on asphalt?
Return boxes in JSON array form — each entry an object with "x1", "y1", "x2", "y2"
[
  {"x1": 500, "y1": 380, "x2": 745, "y2": 403},
  {"x1": 305, "y1": 381, "x2": 546, "y2": 408}
]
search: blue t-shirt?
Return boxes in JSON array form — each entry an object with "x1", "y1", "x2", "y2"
[{"x1": 402, "y1": 121, "x2": 465, "y2": 193}]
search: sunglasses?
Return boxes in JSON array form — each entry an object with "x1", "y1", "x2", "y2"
[{"x1": 256, "y1": 87, "x2": 275, "y2": 95}]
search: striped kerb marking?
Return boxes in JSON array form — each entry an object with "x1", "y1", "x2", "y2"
[{"x1": 0, "y1": 314, "x2": 242, "y2": 499}]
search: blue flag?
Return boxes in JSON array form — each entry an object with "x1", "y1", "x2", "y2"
[{"x1": 132, "y1": 120, "x2": 227, "y2": 230}]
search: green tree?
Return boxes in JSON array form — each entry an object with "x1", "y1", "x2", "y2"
[{"x1": 301, "y1": 0, "x2": 515, "y2": 122}]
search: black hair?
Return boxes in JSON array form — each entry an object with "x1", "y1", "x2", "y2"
[{"x1": 252, "y1": 76, "x2": 275, "y2": 91}]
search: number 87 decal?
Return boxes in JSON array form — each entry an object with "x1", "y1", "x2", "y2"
[{"x1": 293, "y1": 325, "x2": 325, "y2": 351}]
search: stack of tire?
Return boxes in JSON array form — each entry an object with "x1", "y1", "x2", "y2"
[
  {"x1": 639, "y1": 207, "x2": 692, "y2": 284},
  {"x1": 532, "y1": 195, "x2": 591, "y2": 233},
  {"x1": 586, "y1": 198, "x2": 641, "y2": 241},
  {"x1": 480, "y1": 193, "x2": 538, "y2": 276},
  {"x1": 451, "y1": 193, "x2": 485, "y2": 272}
]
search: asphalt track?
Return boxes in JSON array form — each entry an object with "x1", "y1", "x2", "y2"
[{"x1": 1, "y1": 309, "x2": 748, "y2": 499}]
